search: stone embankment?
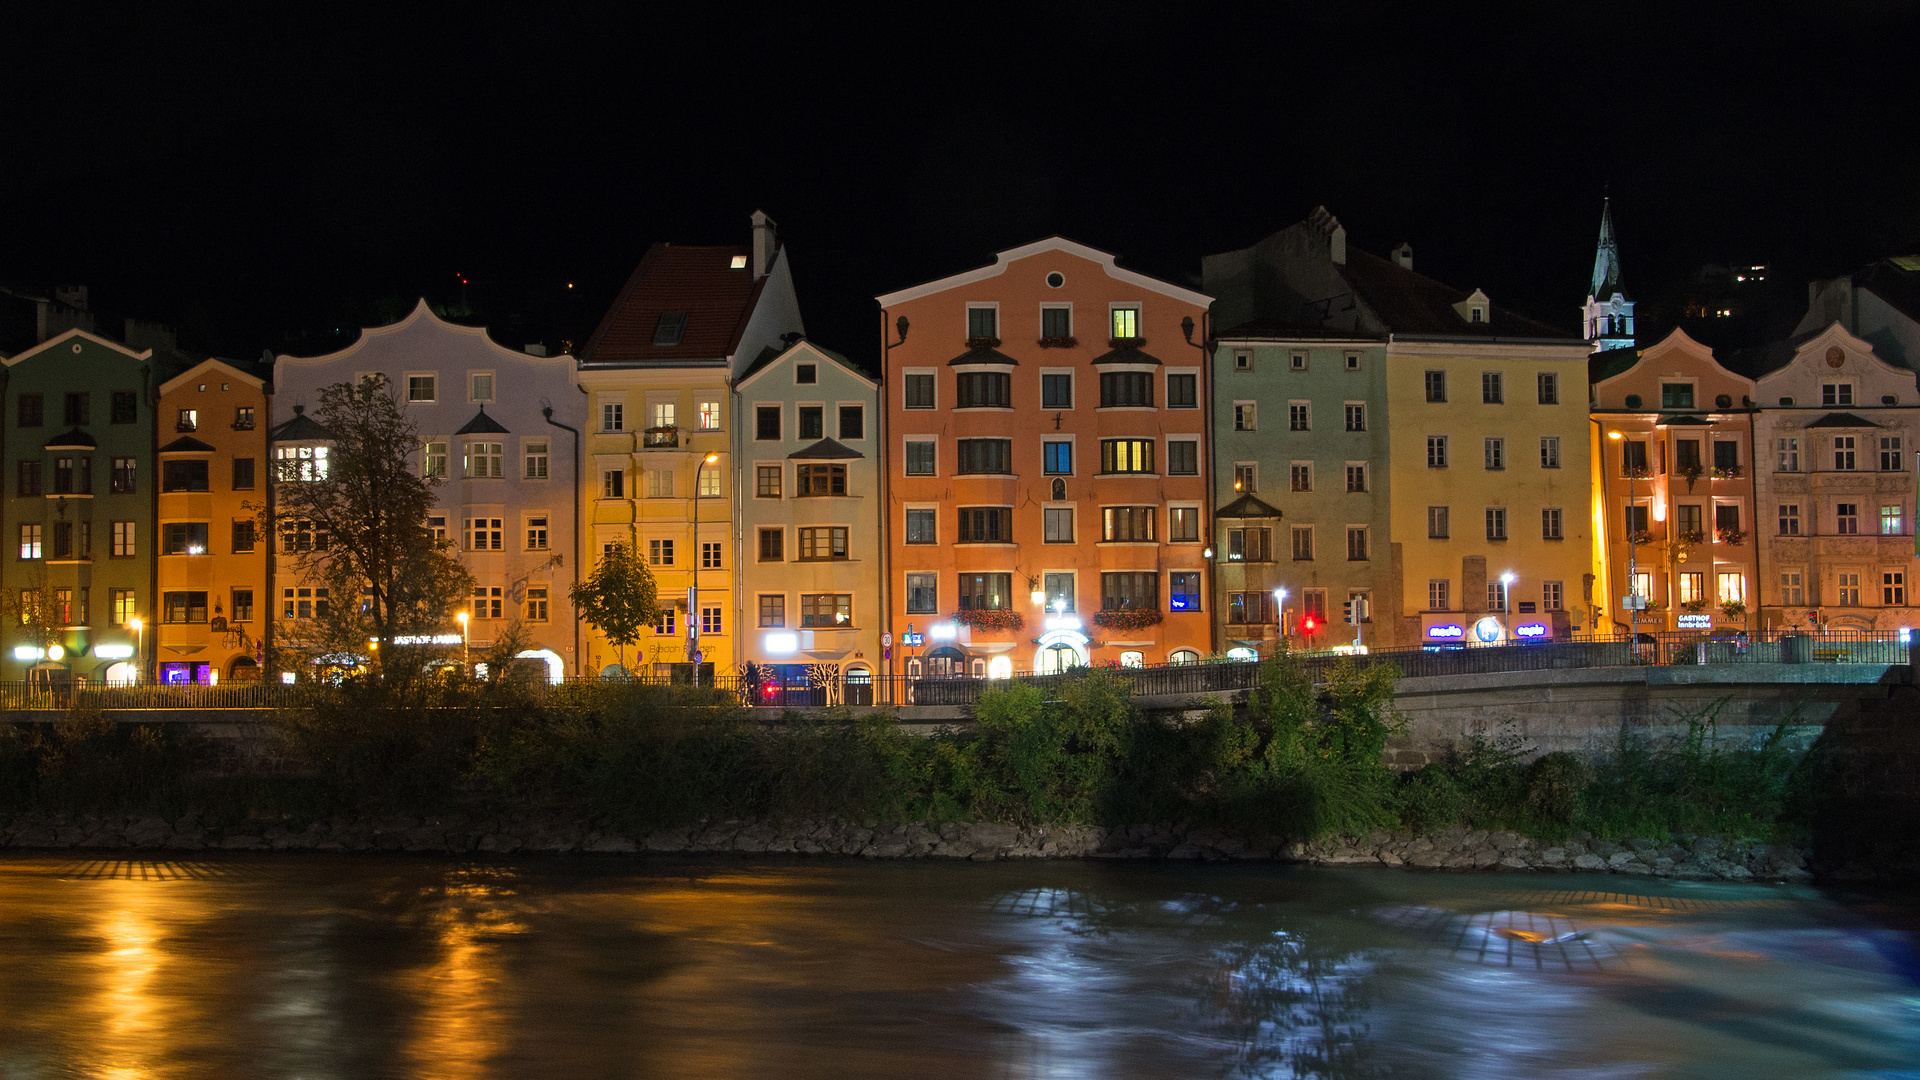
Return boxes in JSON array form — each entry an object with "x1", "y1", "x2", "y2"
[{"x1": 0, "y1": 812, "x2": 1809, "y2": 881}]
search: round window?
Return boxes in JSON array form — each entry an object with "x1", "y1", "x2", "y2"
[{"x1": 1045, "y1": 272, "x2": 1065, "y2": 288}]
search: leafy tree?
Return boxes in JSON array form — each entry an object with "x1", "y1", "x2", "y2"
[
  {"x1": 269, "y1": 375, "x2": 474, "y2": 681},
  {"x1": 569, "y1": 541, "x2": 659, "y2": 674}
]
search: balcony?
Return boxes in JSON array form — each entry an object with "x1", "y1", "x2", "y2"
[{"x1": 642, "y1": 427, "x2": 679, "y2": 449}]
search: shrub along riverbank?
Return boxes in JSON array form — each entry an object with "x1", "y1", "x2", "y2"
[{"x1": 0, "y1": 658, "x2": 1820, "y2": 868}]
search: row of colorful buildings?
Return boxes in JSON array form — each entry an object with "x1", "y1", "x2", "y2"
[{"x1": 5, "y1": 209, "x2": 1919, "y2": 689}]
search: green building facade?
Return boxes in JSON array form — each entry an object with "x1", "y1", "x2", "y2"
[{"x1": 2, "y1": 330, "x2": 157, "y2": 683}]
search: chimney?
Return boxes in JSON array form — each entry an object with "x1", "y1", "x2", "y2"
[
  {"x1": 1392, "y1": 242, "x2": 1413, "y2": 270},
  {"x1": 751, "y1": 210, "x2": 777, "y2": 280}
]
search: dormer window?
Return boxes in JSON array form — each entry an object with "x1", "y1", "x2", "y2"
[
  {"x1": 1470, "y1": 307, "x2": 1485, "y2": 323},
  {"x1": 796, "y1": 363, "x2": 817, "y2": 385},
  {"x1": 652, "y1": 312, "x2": 689, "y2": 346},
  {"x1": 1454, "y1": 288, "x2": 1492, "y2": 326},
  {"x1": 730, "y1": 255, "x2": 748, "y2": 269}
]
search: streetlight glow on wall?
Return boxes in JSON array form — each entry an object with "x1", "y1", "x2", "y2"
[
  {"x1": 128, "y1": 617, "x2": 144, "y2": 683},
  {"x1": 456, "y1": 611, "x2": 470, "y2": 672}
]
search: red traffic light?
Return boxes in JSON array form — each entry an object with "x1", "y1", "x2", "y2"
[{"x1": 1301, "y1": 616, "x2": 1318, "y2": 633}]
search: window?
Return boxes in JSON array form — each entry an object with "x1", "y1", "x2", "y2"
[
  {"x1": 1543, "y1": 581, "x2": 1564, "y2": 610},
  {"x1": 414, "y1": 438, "x2": 446, "y2": 479},
  {"x1": 473, "y1": 586, "x2": 503, "y2": 620},
  {"x1": 1041, "y1": 373, "x2": 1073, "y2": 409},
  {"x1": 1110, "y1": 307, "x2": 1140, "y2": 340},
  {"x1": 1717, "y1": 573, "x2": 1745, "y2": 604},
  {"x1": 1227, "y1": 592, "x2": 1275, "y2": 625},
  {"x1": 759, "y1": 594, "x2": 788, "y2": 627},
  {"x1": 1484, "y1": 437, "x2": 1505, "y2": 470},
  {"x1": 1715, "y1": 504, "x2": 1741, "y2": 537},
  {"x1": 64, "y1": 392, "x2": 90, "y2": 426},
  {"x1": 1166, "y1": 373, "x2": 1197, "y2": 409},
  {"x1": 1427, "y1": 506, "x2": 1450, "y2": 539},
  {"x1": 1834, "y1": 436, "x2": 1857, "y2": 471},
  {"x1": 1485, "y1": 507, "x2": 1508, "y2": 540},
  {"x1": 1346, "y1": 464, "x2": 1368, "y2": 492},
  {"x1": 647, "y1": 539, "x2": 674, "y2": 566},
  {"x1": 1676, "y1": 439, "x2": 1702, "y2": 473},
  {"x1": 463, "y1": 442, "x2": 503, "y2": 478},
  {"x1": 1425, "y1": 370, "x2": 1447, "y2": 402},
  {"x1": 277, "y1": 519, "x2": 329, "y2": 555},
  {"x1": 1883, "y1": 504, "x2": 1904, "y2": 536},
  {"x1": 1234, "y1": 351, "x2": 1252, "y2": 372},
  {"x1": 407, "y1": 376, "x2": 436, "y2": 402},
  {"x1": 1676, "y1": 503, "x2": 1704, "y2": 538},
  {"x1": 1822, "y1": 382, "x2": 1854, "y2": 407},
  {"x1": 697, "y1": 399, "x2": 721, "y2": 430},
  {"x1": 111, "y1": 521, "x2": 135, "y2": 557},
  {"x1": 520, "y1": 587, "x2": 548, "y2": 622},
  {"x1": 1169, "y1": 506, "x2": 1199, "y2": 542},
  {"x1": 1482, "y1": 372, "x2": 1503, "y2": 404},
  {"x1": 1234, "y1": 463, "x2": 1256, "y2": 493},
  {"x1": 956, "y1": 372, "x2": 1012, "y2": 408},
  {"x1": 1290, "y1": 463, "x2": 1312, "y2": 492},
  {"x1": 1344, "y1": 403, "x2": 1366, "y2": 431},
  {"x1": 1154, "y1": 572, "x2": 1196, "y2": 613},
  {"x1": 758, "y1": 528, "x2": 784, "y2": 561},
  {"x1": 756, "y1": 465, "x2": 782, "y2": 497},
  {"x1": 1291, "y1": 525, "x2": 1314, "y2": 561},
  {"x1": 465, "y1": 518, "x2": 503, "y2": 551},
  {"x1": 467, "y1": 373, "x2": 494, "y2": 402},
  {"x1": 1876, "y1": 436, "x2": 1905, "y2": 471},
  {"x1": 163, "y1": 522, "x2": 209, "y2": 555},
  {"x1": 702, "y1": 607, "x2": 722, "y2": 635},
  {"x1": 601, "y1": 469, "x2": 625, "y2": 498},
  {"x1": 1228, "y1": 527, "x2": 1271, "y2": 562},
  {"x1": 793, "y1": 362, "x2": 818, "y2": 387},
  {"x1": 1302, "y1": 590, "x2": 1327, "y2": 622},
  {"x1": 1713, "y1": 440, "x2": 1739, "y2": 473},
  {"x1": 1540, "y1": 436, "x2": 1561, "y2": 469},
  {"x1": 1100, "y1": 439, "x2": 1154, "y2": 474},
  {"x1": 1542, "y1": 508, "x2": 1563, "y2": 539},
  {"x1": 966, "y1": 307, "x2": 998, "y2": 340},
  {"x1": 523, "y1": 441, "x2": 548, "y2": 479},
  {"x1": 1167, "y1": 440, "x2": 1198, "y2": 475},
  {"x1": 1837, "y1": 572, "x2": 1862, "y2": 606},
  {"x1": 1624, "y1": 504, "x2": 1650, "y2": 535},
  {"x1": 1661, "y1": 382, "x2": 1695, "y2": 409},
  {"x1": 232, "y1": 589, "x2": 253, "y2": 622},
  {"x1": 17, "y1": 461, "x2": 39, "y2": 497},
  {"x1": 16, "y1": 393, "x2": 41, "y2": 427},
  {"x1": 1487, "y1": 579, "x2": 1508, "y2": 612},
  {"x1": 1347, "y1": 527, "x2": 1369, "y2": 561},
  {"x1": 1622, "y1": 441, "x2": 1648, "y2": 476},
  {"x1": 801, "y1": 593, "x2": 853, "y2": 628},
  {"x1": 1780, "y1": 572, "x2": 1804, "y2": 606},
  {"x1": 1426, "y1": 436, "x2": 1448, "y2": 468},
  {"x1": 653, "y1": 608, "x2": 676, "y2": 636},
  {"x1": 1679, "y1": 572, "x2": 1706, "y2": 604},
  {"x1": 1101, "y1": 572, "x2": 1157, "y2": 611},
  {"x1": 697, "y1": 468, "x2": 722, "y2": 498},
  {"x1": 275, "y1": 446, "x2": 329, "y2": 482},
  {"x1": 50, "y1": 522, "x2": 72, "y2": 560},
  {"x1": 600, "y1": 401, "x2": 626, "y2": 434},
  {"x1": 1837, "y1": 503, "x2": 1860, "y2": 535},
  {"x1": 647, "y1": 468, "x2": 673, "y2": 498},
  {"x1": 1099, "y1": 372, "x2": 1153, "y2": 408},
  {"x1": 1290, "y1": 351, "x2": 1307, "y2": 371},
  {"x1": 162, "y1": 459, "x2": 210, "y2": 491},
  {"x1": 1234, "y1": 402, "x2": 1256, "y2": 431},
  {"x1": 798, "y1": 527, "x2": 849, "y2": 561},
  {"x1": 527, "y1": 515, "x2": 549, "y2": 550},
  {"x1": 112, "y1": 457, "x2": 137, "y2": 493},
  {"x1": 955, "y1": 439, "x2": 1012, "y2": 475},
  {"x1": 1043, "y1": 572, "x2": 1075, "y2": 613},
  {"x1": 1289, "y1": 402, "x2": 1310, "y2": 431},
  {"x1": 1042, "y1": 307, "x2": 1073, "y2": 340},
  {"x1": 1885, "y1": 571, "x2": 1908, "y2": 606},
  {"x1": 177, "y1": 408, "x2": 198, "y2": 432},
  {"x1": 838, "y1": 405, "x2": 865, "y2": 441},
  {"x1": 906, "y1": 441, "x2": 937, "y2": 476},
  {"x1": 1346, "y1": 352, "x2": 1362, "y2": 371},
  {"x1": 652, "y1": 311, "x2": 688, "y2": 345},
  {"x1": 109, "y1": 589, "x2": 136, "y2": 626},
  {"x1": 232, "y1": 520, "x2": 255, "y2": 553},
  {"x1": 755, "y1": 406, "x2": 780, "y2": 440},
  {"x1": 1537, "y1": 372, "x2": 1558, "y2": 405},
  {"x1": 958, "y1": 573, "x2": 1012, "y2": 611},
  {"x1": 1428, "y1": 579, "x2": 1451, "y2": 610},
  {"x1": 1043, "y1": 507, "x2": 1073, "y2": 543},
  {"x1": 18, "y1": 524, "x2": 41, "y2": 559},
  {"x1": 111, "y1": 391, "x2": 137, "y2": 425},
  {"x1": 905, "y1": 574, "x2": 937, "y2": 614},
  {"x1": 164, "y1": 591, "x2": 209, "y2": 624},
  {"x1": 427, "y1": 516, "x2": 447, "y2": 542},
  {"x1": 904, "y1": 373, "x2": 935, "y2": 409},
  {"x1": 1776, "y1": 437, "x2": 1800, "y2": 472},
  {"x1": 958, "y1": 507, "x2": 1011, "y2": 543},
  {"x1": 799, "y1": 406, "x2": 823, "y2": 441},
  {"x1": 1101, "y1": 506, "x2": 1156, "y2": 541},
  {"x1": 233, "y1": 457, "x2": 255, "y2": 490},
  {"x1": 905, "y1": 508, "x2": 938, "y2": 544}
]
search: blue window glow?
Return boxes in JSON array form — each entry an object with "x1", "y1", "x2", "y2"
[{"x1": 1044, "y1": 441, "x2": 1072, "y2": 475}]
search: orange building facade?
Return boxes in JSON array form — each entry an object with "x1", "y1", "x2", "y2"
[{"x1": 877, "y1": 239, "x2": 1214, "y2": 677}]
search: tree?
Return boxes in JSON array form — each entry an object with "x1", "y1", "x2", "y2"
[
  {"x1": 569, "y1": 541, "x2": 659, "y2": 675},
  {"x1": 269, "y1": 375, "x2": 473, "y2": 682}
]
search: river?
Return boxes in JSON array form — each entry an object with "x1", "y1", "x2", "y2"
[{"x1": 0, "y1": 855, "x2": 1914, "y2": 1078}]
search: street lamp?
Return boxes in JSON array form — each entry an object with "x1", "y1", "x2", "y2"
[
  {"x1": 1609, "y1": 430, "x2": 1641, "y2": 654},
  {"x1": 690, "y1": 452, "x2": 720, "y2": 672},
  {"x1": 128, "y1": 617, "x2": 144, "y2": 684},
  {"x1": 456, "y1": 611, "x2": 470, "y2": 673},
  {"x1": 1272, "y1": 587, "x2": 1288, "y2": 649},
  {"x1": 1500, "y1": 571, "x2": 1516, "y2": 638}
]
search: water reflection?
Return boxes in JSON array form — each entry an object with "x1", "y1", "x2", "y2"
[{"x1": 0, "y1": 857, "x2": 1912, "y2": 1078}]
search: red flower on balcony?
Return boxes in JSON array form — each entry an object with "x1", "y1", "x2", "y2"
[
  {"x1": 1092, "y1": 608, "x2": 1164, "y2": 632},
  {"x1": 1037, "y1": 336, "x2": 1078, "y2": 349},
  {"x1": 964, "y1": 336, "x2": 1002, "y2": 351},
  {"x1": 951, "y1": 608, "x2": 1024, "y2": 632}
]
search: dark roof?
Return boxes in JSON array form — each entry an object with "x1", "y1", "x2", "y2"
[
  {"x1": 1804, "y1": 412, "x2": 1880, "y2": 429},
  {"x1": 1215, "y1": 318, "x2": 1384, "y2": 341},
  {"x1": 1215, "y1": 493, "x2": 1282, "y2": 519},
  {"x1": 1337, "y1": 248, "x2": 1579, "y2": 340},
  {"x1": 1857, "y1": 257, "x2": 1920, "y2": 326},
  {"x1": 946, "y1": 346, "x2": 1019, "y2": 366},
  {"x1": 455, "y1": 407, "x2": 510, "y2": 435},
  {"x1": 158, "y1": 436, "x2": 216, "y2": 453},
  {"x1": 1090, "y1": 345, "x2": 1163, "y2": 366},
  {"x1": 43, "y1": 428, "x2": 95, "y2": 449},
  {"x1": 788, "y1": 437, "x2": 864, "y2": 461},
  {"x1": 1655, "y1": 414, "x2": 1712, "y2": 427},
  {"x1": 270, "y1": 410, "x2": 335, "y2": 441},
  {"x1": 1589, "y1": 345, "x2": 1640, "y2": 384},
  {"x1": 580, "y1": 243, "x2": 768, "y2": 366},
  {"x1": 1723, "y1": 328, "x2": 1822, "y2": 380}
]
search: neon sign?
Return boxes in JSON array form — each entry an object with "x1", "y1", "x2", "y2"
[
  {"x1": 1474, "y1": 617, "x2": 1503, "y2": 643},
  {"x1": 1675, "y1": 614, "x2": 1712, "y2": 629},
  {"x1": 901, "y1": 632, "x2": 924, "y2": 647},
  {"x1": 1514, "y1": 623, "x2": 1549, "y2": 638},
  {"x1": 1427, "y1": 624, "x2": 1464, "y2": 639}
]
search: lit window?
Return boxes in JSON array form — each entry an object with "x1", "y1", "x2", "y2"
[{"x1": 1110, "y1": 307, "x2": 1140, "y2": 340}]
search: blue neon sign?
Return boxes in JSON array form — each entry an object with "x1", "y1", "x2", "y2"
[{"x1": 1427, "y1": 624, "x2": 1464, "y2": 639}]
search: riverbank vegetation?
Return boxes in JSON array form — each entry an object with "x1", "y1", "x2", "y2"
[{"x1": 0, "y1": 657, "x2": 1814, "y2": 845}]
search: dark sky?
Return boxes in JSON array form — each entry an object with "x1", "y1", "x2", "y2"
[{"x1": 6, "y1": 2, "x2": 1918, "y2": 365}]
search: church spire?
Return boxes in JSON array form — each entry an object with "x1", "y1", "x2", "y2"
[{"x1": 1590, "y1": 197, "x2": 1623, "y2": 299}]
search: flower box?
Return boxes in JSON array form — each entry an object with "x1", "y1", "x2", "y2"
[
  {"x1": 964, "y1": 336, "x2": 1002, "y2": 351},
  {"x1": 1107, "y1": 337, "x2": 1147, "y2": 350},
  {"x1": 951, "y1": 608, "x2": 1023, "y2": 632},
  {"x1": 1720, "y1": 600, "x2": 1747, "y2": 618},
  {"x1": 1092, "y1": 608, "x2": 1164, "y2": 632},
  {"x1": 1711, "y1": 465, "x2": 1744, "y2": 480},
  {"x1": 1037, "y1": 336, "x2": 1078, "y2": 349},
  {"x1": 1715, "y1": 527, "x2": 1745, "y2": 546}
]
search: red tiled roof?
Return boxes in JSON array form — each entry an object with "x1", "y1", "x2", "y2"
[{"x1": 581, "y1": 243, "x2": 768, "y2": 365}]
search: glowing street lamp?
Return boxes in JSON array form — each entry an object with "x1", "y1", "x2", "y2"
[
  {"x1": 1273, "y1": 587, "x2": 1288, "y2": 645},
  {"x1": 456, "y1": 611, "x2": 470, "y2": 672},
  {"x1": 128, "y1": 617, "x2": 144, "y2": 683},
  {"x1": 1609, "y1": 430, "x2": 1640, "y2": 649}
]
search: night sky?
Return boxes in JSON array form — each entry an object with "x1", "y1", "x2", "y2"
[{"x1": 6, "y1": 3, "x2": 1917, "y2": 366}]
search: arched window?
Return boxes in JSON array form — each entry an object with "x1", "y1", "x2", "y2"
[{"x1": 1051, "y1": 477, "x2": 1066, "y2": 500}]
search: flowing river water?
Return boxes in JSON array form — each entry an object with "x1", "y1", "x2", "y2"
[{"x1": 0, "y1": 855, "x2": 1915, "y2": 1078}]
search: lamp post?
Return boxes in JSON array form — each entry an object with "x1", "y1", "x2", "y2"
[
  {"x1": 1500, "y1": 571, "x2": 1516, "y2": 641},
  {"x1": 1610, "y1": 431, "x2": 1639, "y2": 655},
  {"x1": 456, "y1": 611, "x2": 470, "y2": 674},
  {"x1": 1272, "y1": 587, "x2": 1288, "y2": 652},
  {"x1": 128, "y1": 617, "x2": 144, "y2": 684},
  {"x1": 690, "y1": 452, "x2": 719, "y2": 674}
]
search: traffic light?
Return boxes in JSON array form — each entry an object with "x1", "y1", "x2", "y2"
[
  {"x1": 1342, "y1": 600, "x2": 1354, "y2": 625},
  {"x1": 1301, "y1": 615, "x2": 1318, "y2": 635}
]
